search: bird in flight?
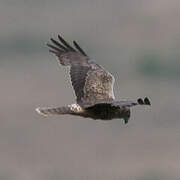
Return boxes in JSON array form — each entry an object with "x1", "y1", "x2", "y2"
[{"x1": 36, "y1": 35, "x2": 150, "y2": 124}]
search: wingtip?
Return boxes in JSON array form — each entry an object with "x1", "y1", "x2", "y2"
[
  {"x1": 137, "y1": 98, "x2": 144, "y2": 105},
  {"x1": 144, "y1": 97, "x2": 151, "y2": 106},
  {"x1": 46, "y1": 42, "x2": 50, "y2": 46},
  {"x1": 137, "y1": 97, "x2": 151, "y2": 106},
  {"x1": 73, "y1": 40, "x2": 87, "y2": 56},
  {"x1": 46, "y1": 43, "x2": 52, "y2": 48},
  {"x1": 58, "y1": 34, "x2": 63, "y2": 41}
]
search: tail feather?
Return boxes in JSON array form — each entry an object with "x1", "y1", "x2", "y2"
[{"x1": 36, "y1": 106, "x2": 73, "y2": 116}]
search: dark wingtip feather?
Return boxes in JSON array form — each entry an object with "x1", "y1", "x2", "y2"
[
  {"x1": 49, "y1": 49, "x2": 58, "y2": 55},
  {"x1": 137, "y1": 98, "x2": 144, "y2": 105},
  {"x1": 73, "y1": 41, "x2": 87, "y2": 56},
  {"x1": 50, "y1": 38, "x2": 67, "y2": 51},
  {"x1": 58, "y1": 34, "x2": 76, "y2": 51},
  {"x1": 144, "y1": 97, "x2": 151, "y2": 105},
  {"x1": 46, "y1": 43, "x2": 62, "y2": 52}
]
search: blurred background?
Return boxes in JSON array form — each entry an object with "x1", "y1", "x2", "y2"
[{"x1": 1, "y1": 0, "x2": 180, "y2": 179}]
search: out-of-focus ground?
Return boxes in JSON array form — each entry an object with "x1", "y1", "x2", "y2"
[{"x1": 1, "y1": 0, "x2": 180, "y2": 179}]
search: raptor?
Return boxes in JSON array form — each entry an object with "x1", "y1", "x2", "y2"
[{"x1": 36, "y1": 35, "x2": 151, "y2": 124}]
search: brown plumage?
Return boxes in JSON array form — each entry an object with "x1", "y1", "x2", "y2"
[{"x1": 36, "y1": 35, "x2": 151, "y2": 124}]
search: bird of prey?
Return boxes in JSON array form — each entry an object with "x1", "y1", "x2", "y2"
[{"x1": 36, "y1": 35, "x2": 151, "y2": 124}]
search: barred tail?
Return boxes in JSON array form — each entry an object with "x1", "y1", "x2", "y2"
[{"x1": 36, "y1": 106, "x2": 73, "y2": 116}]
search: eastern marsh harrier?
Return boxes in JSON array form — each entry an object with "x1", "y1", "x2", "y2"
[{"x1": 36, "y1": 35, "x2": 150, "y2": 124}]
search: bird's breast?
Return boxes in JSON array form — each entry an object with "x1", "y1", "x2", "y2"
[{"x1": 85, "y1": 104, "x2": 129, "y2": 120}]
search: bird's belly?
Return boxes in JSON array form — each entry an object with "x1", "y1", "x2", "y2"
[
  {"x1": 84, "y1": 105, "x2": 130, "y2": 121},
  {"x1": 84, "y1": 109, "x2": 116, "y2": 120}
]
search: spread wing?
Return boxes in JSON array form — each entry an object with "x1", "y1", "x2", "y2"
[{"x1": 47, "y1": 35, "x2": 115, "y2": 108}]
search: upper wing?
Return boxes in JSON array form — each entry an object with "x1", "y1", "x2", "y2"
[
  {"x1": 111, "y1": 97, "x2": 151, "y2": 107},
  {"x1": 47, "y1": 35, "x2": 115, "y2": 108}
]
